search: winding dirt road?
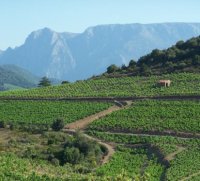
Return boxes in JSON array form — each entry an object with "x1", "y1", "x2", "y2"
[
  {"x1": 64, "y1": 105, "x2": 121, "y2": 130},
  {"x1": 82, "y1": 133, "x2": 115, "y2": 164},
  {"x1": 62, "y1": 98, "x2": 200, "y2": 178},
  {"x1": 63, "y1": 101, "x2": 132, "y2": 165}
]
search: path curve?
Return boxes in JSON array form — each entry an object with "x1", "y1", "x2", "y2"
[
  {"x1": 83, "y1": 133, "x2": 115, "y2": 164},
  {"x1": 63, "y1": 101, "x2": 132, "y2": 165},
  {"x1": 164, "y1": 146, "x2": 186, "y2": 161},
  {"x1": 180, "y1": 171, "x2": 200, "y2": 181},
  {"x1": 63, "y1": 129, "x2": 116, "y2": 165}
]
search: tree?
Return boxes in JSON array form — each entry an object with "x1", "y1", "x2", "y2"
[
  {"x1": 193, "y1": 55, "x2": 200, "y2": 65},
  {"x1": 128, "y1": 59, "x2": 137, "y2": 67},
  {"x1": 107, "y1": 64, "x2": 119, "y2": 74},
  {"x1": 38, "y1": 76, "x2": 51, "y2": 87},
  {"x1": 121, "y1": 64, "x2": 127, "y2": 70},
  {"x1": 51, "y1": 118, "x2": 65, "y2": 131},
  {"x1": 61, "y1": 81, "x2": 70, "y2": 84},
  {"x1": 176, "y1": 40, "x2": 184, "y2": 48},
  {"x1": 140, "y1": 64, "x2": 152, "y2": 76}
]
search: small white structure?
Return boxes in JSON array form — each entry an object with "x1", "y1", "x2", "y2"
[{"x1": 158, "y1": 80, "x2": 171, "y2": 87}]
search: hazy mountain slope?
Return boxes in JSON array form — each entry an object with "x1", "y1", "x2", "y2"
[
  {"x1": 1, "y1": 23, "x2": 200, "y2": 81},
  {"x1": 0, "y1": 28, "x2": 77, "y2": 79},
  {"x1": 0, "y1": 64, "x2": 39, "y2": 90}
]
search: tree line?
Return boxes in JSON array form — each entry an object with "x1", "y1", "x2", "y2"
[{"x1": 106, "y1": 36, "x2": 200, "y2": 76}]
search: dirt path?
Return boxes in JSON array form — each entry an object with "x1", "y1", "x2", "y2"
[
  {"x1": 64, "y1": 105, "x2": 121, "y2": 130},
  {"x1": 165, "y1": 146, "x2": 186, "y2": 161},
  {"x1": 100, "y1": 130, "x2": 200, "y2": 139},
  {"x1": 64, "y1": 101, "x2": 132, "y2": 165},
  {"x1": 65, "y1": 101, "x2": 132, "y2": 130},
  {"x1": 180, "y1": 171, "x2": 200, "y2": 181},
  {"x1": 83, "y1": 133, "x2": 115, "y2": 164},
  {"x1": 63, "y1": 129, "x2": 116, "y2": 164},
  {"x1": 2, "y1": 95, "x2": 200, "y2": 101},
  {"x1": 0, "y1": 129, "x2": 13, "y2": 144}
]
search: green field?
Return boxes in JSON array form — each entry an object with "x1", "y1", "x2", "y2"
[
  {"x1": 166, "y1": 148, "x2": 200, "y2": 181},
  {"x1": 87, "y1": 131, "x2": 200, "y2": 153},
  {"x1": 0, "y1": 145, "x2": 165, "y2": 181},
  {"x1": 0, "y1": 100, "x2": 111, "y2": 125},
  {"x1": 88, "y1": 131, "x2": 200, "y2": 180},
  {"x1": 96, "y1": 147, "x2": 164, "y2": 180},
  {"x1": 88, "y1": 100, "x2": 200, "y2": 134},
  {"x1": 1, "y1": 73, "x2": 200, "y2": 180},
  {"x1": 1, "y1": 73, "x2": 200, "y2": 98}
]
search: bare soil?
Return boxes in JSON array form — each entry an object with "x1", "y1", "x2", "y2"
[
  {"x1": 64, "y1": 101, "x2": 132, "y2": 164},
  {"x1": 165, "y1": 146, "x2": 186, "y2": 161},
  {"x1": 65, "y1": 105, "x2": 121, "y2": 130}
]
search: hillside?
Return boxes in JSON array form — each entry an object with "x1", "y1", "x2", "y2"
[
  {"x1": 1, "y1": 23, "x2": 200, "y2": 81},
  {"x1": 1, "y1": 85, "x2": 200, "y2": 180},
  {"x1": 1, "y1": 27, "x2": 200, "y2": 181},
  {"x1": 1, "y1": 71, "x2": 200, "y2": 180},
  {"x1": 1, "y1": 35, "x2": 200, "y2": 97},
  {"x1": 0, "y1": 64, "x2": 39, "y2": 91},
  {"x1": 0, "y1": 72, "x2": 200, "y2": 98},
  {"x1": 105, "y1": 35, "x2": 200, "y2": 76},
  {"x1": 137, "y1": 36, "x2": 200, "y2": 74}
]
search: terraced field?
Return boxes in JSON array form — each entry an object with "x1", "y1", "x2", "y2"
[
  {"x1": 86, "y1": 99, "x2": 200, "y2": 180},
  {"x1": 96, "y1": 147, "x2": 165, "y2": 180},
  {"x1": 87, "y1": 131, "x2": 200, "y2": 180},
  {"x1": 1, "y1": 73, "x2": 200, "y2": 98},
  {"x1": 0, "y1": 73, "x2": 200, "y2": 180},
  {"x1": 88, "y1": 100, "x2": 200, "y2": 134},
  {"x1": 0, "y1": 100, "x2": 112, "y2": 126}
]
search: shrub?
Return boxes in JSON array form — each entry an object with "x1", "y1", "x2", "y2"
[
  {"x1": 51, "y1": 158, "x2": 60, "y2": 166},
  {"x1": 62, "y1": 147, "x2": 81, "y2": 164},
  {"x1": 0, "y1": 121, "x2": 6, "y2": 128},
  {"x1": 51, "y1": 118, "x2": 65, "y2": 131}
]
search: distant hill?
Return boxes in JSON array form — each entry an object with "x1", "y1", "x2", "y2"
[
  {"x1": 1, "y1": 23, "x2": 200, "y2": 81},
  {"x1": 0, "y1": 65, "x2": 39, "y2": 91},
  {"x1": 104, "y1": 36, "x2": 200, "y2": 76}
]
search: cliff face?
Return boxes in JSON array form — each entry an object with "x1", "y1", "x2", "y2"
[{"x1": 1, "y1": 23, "x2": 200, "y2": 81}]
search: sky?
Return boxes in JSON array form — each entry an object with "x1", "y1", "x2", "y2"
[{"x1": 0, "y1": 0, "x2": 200, "y2": 50}]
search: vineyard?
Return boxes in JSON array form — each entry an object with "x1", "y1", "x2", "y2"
[
  {"x1": 166, "y1": 148, "x2": 200, "y2": 181},
  {"x1": 0, "y1": 100, "x2": 111, "y2": 126},
  {"x1": 88, "y1": 100, "x2": 200, "y2": 134},
  {"x1": 96, "y1": 147, "x2": 164, "y2": 180},
  {"x1": 87, "y1": 131, "x2": 200, "y2": 180},
  {"x1": 0, "y1": 138, "x2": 166, "y2": 181},
  {"x1": 0, "y1": 73, "x2": 200, "y2": 180},
  {"x1": 0, "y1": 73, "x2": 200, "y2": 98}
]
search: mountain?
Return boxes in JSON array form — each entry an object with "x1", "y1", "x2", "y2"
[
  {"x1": 1, "y1": 23, "x2": 200, "y2": 81},
  {"x1": 104, "y1": 36, "x2": 200, "y2": 77},
  {"x1": 0, "y1": 28, "x2": 77, "y2": 80},
  {"x1": 0, "y1": 64, "x2": 39, "y2": 91}
]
